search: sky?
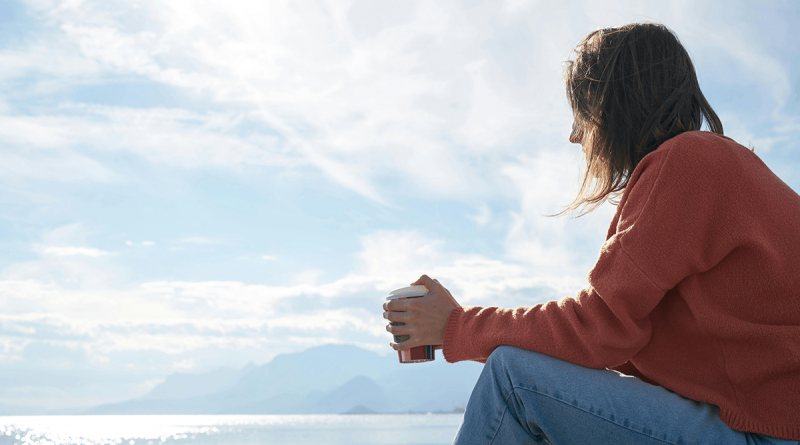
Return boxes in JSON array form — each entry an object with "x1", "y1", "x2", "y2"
[{"x1": 0, "y1": 0, "x2": 798, "y2": 410}]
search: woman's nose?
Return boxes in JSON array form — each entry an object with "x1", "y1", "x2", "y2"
[{"x1": 569, "y1": 122, "x2": 582, "y2": 144}]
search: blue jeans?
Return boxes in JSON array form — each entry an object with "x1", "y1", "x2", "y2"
[{"x1": 453, "y1": 346, "x2": 798, "y2": 445}]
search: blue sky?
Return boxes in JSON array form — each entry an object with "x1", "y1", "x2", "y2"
[{"x1": 1, "y1": 0, "x2": 798, "y2": 409}]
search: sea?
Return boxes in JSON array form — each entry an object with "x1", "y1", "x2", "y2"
[{"x1": 0, "y1": 414, "x2": 463, "y2": 445}]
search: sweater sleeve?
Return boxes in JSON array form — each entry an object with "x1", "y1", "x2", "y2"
[
  {"x1": 443, "y1": 132, "x2": 744, "y2": 367},
  {"x1": 442, "y1": 235, "x2": 667, "y2": 367}
]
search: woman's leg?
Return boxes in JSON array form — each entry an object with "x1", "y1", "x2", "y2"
[{"x1": 452, "y1": 346, "x2": 797, "y2": 445}]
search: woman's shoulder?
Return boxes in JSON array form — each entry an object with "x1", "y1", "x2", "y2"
[
  {"x1": 636, "y1": 130, "x2": 755, "y2": 180},
  {"x1": 651, "y1": 131, "x2": 749, "y2": 165},
  {"x1": 621, "y1": 130, "x2": 761, "y2": 217}
]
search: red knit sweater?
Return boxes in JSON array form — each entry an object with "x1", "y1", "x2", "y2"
[{"x1": 443, "y1": 131, "x2": 800, "y2": 440}]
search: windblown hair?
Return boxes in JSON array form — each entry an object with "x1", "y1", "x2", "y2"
[{"x1": 562, "y1": 22, "x2": 723, "y2": 216}]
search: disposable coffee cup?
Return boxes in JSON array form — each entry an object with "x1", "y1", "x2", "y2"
[{"x1": 386, "y1": 285, "x2": 435, "y2": 363}]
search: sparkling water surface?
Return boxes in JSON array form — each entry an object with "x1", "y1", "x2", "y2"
[{"x1": 0, "y1": 414, "x2": 463, "y2": 445}]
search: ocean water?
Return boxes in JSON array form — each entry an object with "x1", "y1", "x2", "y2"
[{"x1": 0, "y1": 414, "x2": 463, "y2": 445}]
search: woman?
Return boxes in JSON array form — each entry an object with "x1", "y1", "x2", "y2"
[{"x1": 383, "y1": 23, "x2": 800, "y2": 444}]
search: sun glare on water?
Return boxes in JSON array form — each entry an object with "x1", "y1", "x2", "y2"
[{"x1": 0, "y1": 414, "x2": 463, "y2": 445}]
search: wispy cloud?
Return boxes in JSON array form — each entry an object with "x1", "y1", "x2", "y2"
[
  {"x1": 0, "y1": 336, "x2": 31, "y2": 363},
  {"x1": 171, "y1": 359, "x2": 196, "y2": 371},
  {"x1": 181, "y1": 237, "x2": 221, "y2": 245},
  {"x1": 40, "y1": 246, "x2": 112, "y2": 257},
  {"x1": 2, "y1": 0, "x2": 577, "y2": 203},
  {"x1": 0, "y1": 107, "x2": 297, "y2": 177},
  {"x1": 468, "y1": 204, "x2": 492, "y2": 226},
  {"x1": 126, "y1": 241, "x2": 156, "y2": 247}
]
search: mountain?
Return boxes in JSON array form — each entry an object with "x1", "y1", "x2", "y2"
[
  {"x1": 223, "y1": 344, "x2": 395, "y2": 402},
  {"x1": 140, "y1": 364, "x2": 253, "y2": 401},
  {"x1": 0, "y1": 403, "x2": 91, "y2": 416},
  {"x1": 87, "y1": 362, "x2": 256, "y2": 415},
  {"x1": 313, "y1": 375, "x2": 400, "y2": 414},
  {"x1": 342, "y1": 404, "x2": 378, "y2": 414},
  {"x1": 85, "y1": 344, "x2": 483, "y2": 415}
]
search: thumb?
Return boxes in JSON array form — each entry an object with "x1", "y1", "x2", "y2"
[{"x1": 411, "y1": 274, "x2": 436, "y2": 291}]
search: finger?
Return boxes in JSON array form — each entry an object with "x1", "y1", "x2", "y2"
[
  {"x1": 385, "y1": 298, "x2": 410, "y2": 312},
  {"x1": 386, "y1": 323, "x2": 412, "y2": 336},
  {"x1": 385, "y1": 311, "x2": 410, "y2": 322},
  {"x1": 393, "y1": 337, "x2": 425, "y2": 351}
]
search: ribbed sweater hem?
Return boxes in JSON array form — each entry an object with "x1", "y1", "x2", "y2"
[
  {"x1": 442, "y1": 306, "x2": 464, "y2": 363},
  {"x1": 720, "y1": 409, "x2": 800, "y2": 441}
]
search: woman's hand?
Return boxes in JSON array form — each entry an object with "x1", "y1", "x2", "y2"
[{"x1": 383, "y1": 275, "x2": 460, "y2": 351}]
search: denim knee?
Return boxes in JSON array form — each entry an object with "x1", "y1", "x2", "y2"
[
  {"x1": 487, "y1": 346, "x2": 551, "y2": 373},
  {"x1": 481, "y1": 346, "x2": 519, "y2": 395},
  {"x1": 484, "y1": 346, "x2": 536, "y2": 388},
  {"x1": 485, "y1": 346, "x2": 575, "y2": 392},
  {"x1": 486, "y1": 345, "x2": 518, "y2": 366}
]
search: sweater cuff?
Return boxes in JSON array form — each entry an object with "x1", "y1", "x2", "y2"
[{"x1": 442, "y1": 306, "x2": 464, "y2": 363}]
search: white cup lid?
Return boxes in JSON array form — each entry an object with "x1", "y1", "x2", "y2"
[{"x1": 386, "y1": 285, "x2": 429, "y2": 300}]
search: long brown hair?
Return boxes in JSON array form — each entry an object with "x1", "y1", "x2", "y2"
[{"x1": 561, "y1": 22, "x2": 723, "y2": 216}]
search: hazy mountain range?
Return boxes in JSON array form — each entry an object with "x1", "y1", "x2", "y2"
[{"x1": 1, "y1": 345, "x2": 484, "y2": 415}]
